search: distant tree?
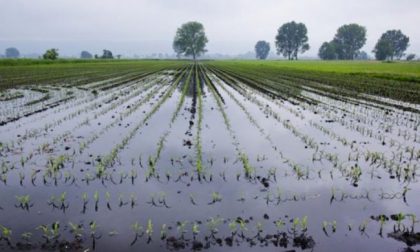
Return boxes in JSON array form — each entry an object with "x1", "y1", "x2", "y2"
[
  {"x1": 373, "y1": 39, "x2": 392, "y2": 61},
  {"x1": 275, "y1": 21, "x2": 309, "y2": 60},
  {"x1": 100, "y1": 49, "x2": 113, "y2": 59},
  {"x1": 318, "y1": 41, "x2": 338, "y2": 60},
  {"x1": 5, "y1": 47, "x2": 20, "y2": 58},
  {"x1": 255, "y1": 41, "x2": 270, "y2": 60},
  {"x1": 406, "y1": 54, "x2": 416, "y2": 61},
  {"x1": 356, "y1": 51, "x2": 369, "y2": 60},
  {"x1": 173, "y1": 21, "x2": 208, "y2": 60},
  {"x1": 116, "y1": 54, "x2": 122, "y2": 59},
  {"x1": 373, "y1": 30, "x2": 409, "y2": 61},
  {"x1": 80, "y1": 51, "x2": 93, "y2": 59},
  {"x1": 333, "y1": 24, "x2": 366, "y2": 60},
  {"x1": 43, "y1": 48, "x2": 59, "y2": 60}
]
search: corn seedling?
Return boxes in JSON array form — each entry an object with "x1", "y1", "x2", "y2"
[
  {"x1": 0, "y1": 224, "x2": 12, "y2": 246},
  {"x1": 15, "y1": 195, "x2": 32, "y2": 211},
  {"x1": 89, "y1": 221, "x2": 101, "y2": 250},
  {"x1": 146, "y1": 219, "x2": 153, "y2": 243},
  {"x1": 130, "y1": 222, "x2": 143, "y2": 246},
  {"x1": 209, "y1": 192, "x2": 222, "y2": 205},
  {"x1": 192, "y1": 222, "x2": 200, "y2": 239},
  {"x1": 160, "y1": 224, "x2": 167, "y2": 240}
]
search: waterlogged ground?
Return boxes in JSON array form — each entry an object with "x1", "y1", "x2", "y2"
[{"x1": 0, "y1": 63, "x2": 419, "y2": 252}]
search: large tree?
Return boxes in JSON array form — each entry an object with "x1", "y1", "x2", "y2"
[
  {"x1": 255, "y1": 41, "x2": 270, "y2": 60},
  {"x1": 373, "y1": 39, "x2": 392, "y2": 61},
  {"x1": 275, "y1": 21, "x2": 309, "y2": 60},
  {"x1": 100, "y1": 49, "x2": 113, "y2": 59},
  {"x1": 333, "y1": 24, "x2": 366, "y2": 60},
  {"x1": 406, "y1": 54, "x2": 416, "y2": 61},
  {"x1": 373, "y1": 30, "x2": 409, "y2": 61},
  {"x1": 43, "y1": 48, "x2": 59, "y2": 60},
  {"x1": 5, "y1": 47, "x2": 20, "y2": 58},
  {"x1": 80, "y1": 51, "x2": 93, "y2": 59},
  {"x1": 173, "y1": 21, "x2": 208, "y2": 60},
  {"x1": 318, "y1": 41, "x2": 337, "y2": 60}
]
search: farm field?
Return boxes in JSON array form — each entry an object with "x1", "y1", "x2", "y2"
[{"x1": 0, "y1": 60, "x2": 419, "y2": 251}]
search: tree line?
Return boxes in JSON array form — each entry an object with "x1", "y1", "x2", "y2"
[
  {"x1": 1, "y1": 21, "x2": 415, "y2": 61},
  {"x1": 0, "y1": 48, "x2": 119, "y2": 60},
  {"x1": 255, "y1": 22, "x2": 413, "y2": 61},
  {"x1": 172, "y1": 21, "x2": 415, "y2": 61}
]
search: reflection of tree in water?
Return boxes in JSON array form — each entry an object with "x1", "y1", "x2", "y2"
[{"x1": 177, "y1": 76, "x2": 206, "y2": 98}]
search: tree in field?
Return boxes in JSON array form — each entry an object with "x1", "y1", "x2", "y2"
[
  {"x1": 255, "y1": 41, "x2": 270, "y2": 60},
  {"x1": 173, "y1": 21, "x2": 208, "y2": 60},
  {"x1": 406, "y1": 54, "x2": 416, "y2": 61},
  {"x1": 100, "y1": 49, "x2": 114, "y2": 59},
  {"x1": 80, "y1": 51, "x2": 93, "y2": 59},
  {"x1": 373, "y1": 39, "x2": 392, "y2": 61},
  {"x1": 43, "y1": 48, "x2": 59, "y2": 60},
  {"x1": 5, "y1": 47, "x2": 20, "y2": 58},
  {"x1": 333, "y1": 24, "x2": 366, "y2": 60},
  {"x1": 318, "y1": 41, "x2": 338, "y2": 60},
  {"x1": 356, "y1": 51, "x2": 369, "y2": 60},
  {"x1": 373, "y1": 30, "x2": 409, "y2": 61},
  {"x1": 275, "y1": 21, "x2": 309, "y2": 60}
]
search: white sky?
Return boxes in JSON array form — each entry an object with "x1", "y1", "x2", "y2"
[{"x1": 0, "y1": 0, "x2": 419, "y2": 57}]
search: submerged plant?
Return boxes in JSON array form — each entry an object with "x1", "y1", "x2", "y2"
[
  {"x1": 209, "y1": 192, "x2": 222, "y2": 205},
  {"x1": 15, "y1": 195, "x2": 33, "y2": 211},
  {"x1": 177, "y1": 221, "x2": 188, "y2": 238},
  {"x1": 207, "y1": 217, "x2": 222, "y2": 235},
  {"x1": 94, "y1": 191, "x2": 99, "y2": 211},
  {"x1": 68, "y1": 222, "x2": 84, "y2": 240},
  {"x1": 275, "y1": 219, "x2": 285, "y2": 233},
  {"x1": 322, "y1": 220, "x2": 336, "y2": 236},
  {"x1": 240, "y1": 153, "x2": 254, "y2": 178},
  {"x1": 130, "y1": 169, "x2": 137, "y2": 185},
  {"x1": 160, "y1": 224, "x2": 167, "y2": 240},
  {"x1": 378, "y1": 215, "x2": 388, "y2": 236},
  {"x1": 82, "y1": 192, "x2": 88, "y2": 213},
  {"x1": 146, "y1": 219, "x2": 153, "y2": 243},
  {"x1": 37, "y1": 221, "x2": 60, "y2": 244},
  {"x1": 407, "y1": 214, "x2": 418, "y2": 233},
  {"x1": 118, "y1": 193, "x2": 128, "y2": 207},
  {"x1": 89, "y1": 221, "x2": 101, "y2": 250},
  {"x1": 105, "y1": 192, "x2": 112, "y2": 210},
  {"x1": 130, "y1": 193, "x2": 137, "y2": 208},
  {"x1": 0, "y1": 224, "x2": 12, "y2": 246},
  {"x1": 359, "y1": 219, "x2": 369, "y2": 236},
  {"x1": 48, "y1": 192, "x2": 69, "y2": 213},
  {"x1": 228, "y1": 221, "x2": 238, "y2": 235},
  {"x1": 130, "y1": 222, "x2": 144, "y2": 246},
  {"x1": 393, "y1": 212, "x2": 406, "y2": 231},
  {"x1": 192, "y1": 222, "x2": 200, "y2": 239}
]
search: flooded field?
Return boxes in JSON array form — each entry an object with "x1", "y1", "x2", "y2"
[{"x1": 0, "y1": 61, "x2": 419, "y2": 251}]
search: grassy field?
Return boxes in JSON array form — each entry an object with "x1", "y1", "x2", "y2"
[
  {"x1": 220, "y1": 60, "x2": 420, "y2": 76},
  {"x1": 0, "y1": 59, "x2": 183, "y2": 90},
  {"x1": 2, "y1": 59, "x2": 419, "y2": 100},
  {"x1": 208, "y1": 60, "x2": 420, "y2": 104}
]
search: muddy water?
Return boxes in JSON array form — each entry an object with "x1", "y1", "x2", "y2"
[{"x1": 0, "y1": 68, "x2": 419, "y2": 252}]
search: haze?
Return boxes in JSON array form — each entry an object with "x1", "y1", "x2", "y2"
[{"x1": 0, "y1": 0, "x2": 419, "y2": 58}]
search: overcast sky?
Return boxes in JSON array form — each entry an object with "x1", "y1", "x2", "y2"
[{"x1": 0, "y1": 0, "x2": 419, "y2": 57}]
